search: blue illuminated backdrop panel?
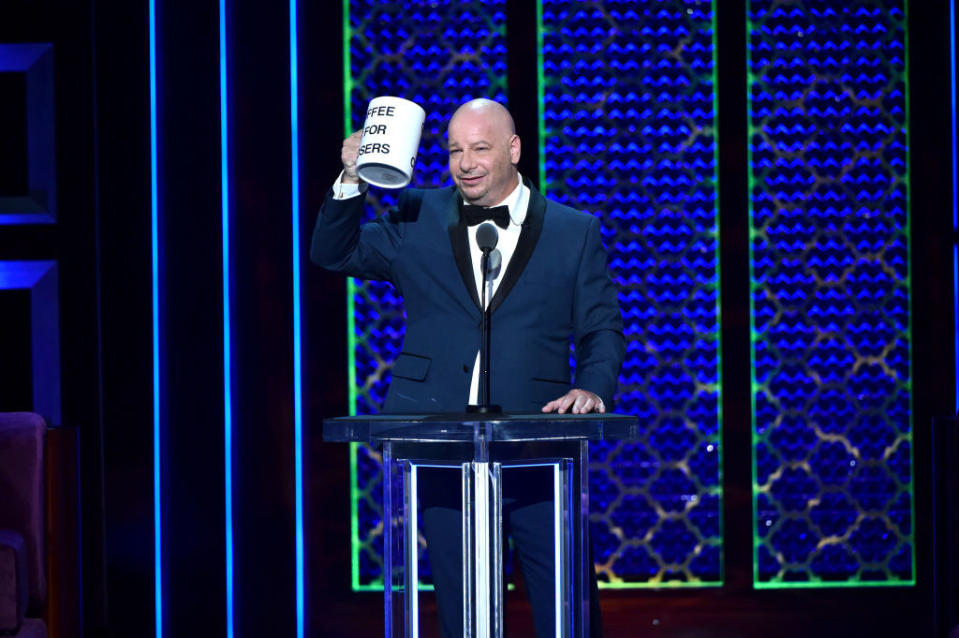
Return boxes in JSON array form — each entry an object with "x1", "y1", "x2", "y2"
[
  {"x1": 0, "y1": 44, "x2": 56, "y2": 225},
  {"x1": 345, "y1": 0, "x2": 508, "y2": 589},
  {"x1": 748, "y1": 1, "x2": 913, "y2": 586},
  {"x1": 0, "y1": 261, "x2": 60, "y2": 423},
  {"x1": 541, "y1": 0, "x2": 722, "y2": 586}
]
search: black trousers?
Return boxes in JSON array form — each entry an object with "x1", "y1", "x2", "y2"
[{"x1": 419, "y1": 463, "x2": 603, "y2": 638}]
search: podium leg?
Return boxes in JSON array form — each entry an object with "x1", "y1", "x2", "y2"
[
  {"x1": 383, "y1": 443, "x2": 396, "y2": 638},
  {"x1": 467, "y1": 459, "x2": 505, "y2": 638},
  {"x1": 577, "y1": 441, "x2": 589, "y2": 638},
  {"x1": 462, "y1": 462, "x2": 473, "y2": 638},
  {"x1": 554, "y1": 458, "x2": 573, "y2": 638},
  {"x1": 383, "y1": 448, "x2": 424, "y2": 638},
  {"x1": 472, "y1": 460, "x2": 490, "y2": 638},
  {"x1": 492, "y1": 463, "x2": 504, "y2": 638},
  {"x1": 405, "y1": 462, "x2": 420, "y2": 637}
]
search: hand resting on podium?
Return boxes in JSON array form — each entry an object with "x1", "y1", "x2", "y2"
[{"x1": 541, "y1": 388, "x2": 606, "y2": 414}]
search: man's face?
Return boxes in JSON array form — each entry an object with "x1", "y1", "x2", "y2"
[{"x1": 447, "y1": 109, "x2": 521, "y2": 207}]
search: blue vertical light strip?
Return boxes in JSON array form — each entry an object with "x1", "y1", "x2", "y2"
[
  {"x1": 950, "y1": 0, "x2": 959, "y2": 417},
  {"x1": 289, "y1": 0, "x2": 305, "y2": 635},
  {"x1": 148, "y1": 0, "x2": 163, "y2": 635},
  {"x1": 219, "y1": 0, "x2": 235, "y2": 636}
]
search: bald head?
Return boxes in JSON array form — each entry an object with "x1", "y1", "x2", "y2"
[
  {"x1": 449, "y1": 98, "x2": 516, "y2": 136},
  {"x1": 447, "y1": 99, "x2": 521, "y2": 207}
]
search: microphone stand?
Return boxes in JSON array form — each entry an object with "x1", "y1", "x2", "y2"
[{"x1": 468, "y1": 224, "x2": 502, "y2": 414}]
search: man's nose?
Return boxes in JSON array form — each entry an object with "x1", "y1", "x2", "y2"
[{"x1": 459, "y1": 150, "x2": 476, "y2": 171}]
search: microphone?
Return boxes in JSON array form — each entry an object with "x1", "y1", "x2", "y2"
[
  {"x1": 476, "y1": 222, "x2": 498, "y2": 253},
  {"x1": 468, "y1": 222, "x2": 502, "y2": 414}
]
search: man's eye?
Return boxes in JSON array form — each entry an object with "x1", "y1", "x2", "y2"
[{"x1": 449, "y1": 149, "x2": 461, "y2": 155}]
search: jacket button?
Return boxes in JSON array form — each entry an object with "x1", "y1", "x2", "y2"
[{"x1": 462, "y1": 364, "x2": 469, "y2": 373}]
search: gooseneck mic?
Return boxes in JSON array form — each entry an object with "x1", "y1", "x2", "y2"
[
  {"x1": 476, "y1": 222, "x2": 498, "y2": 252},
  {"x1": 469, "y1": 223, "x2": 503, "y2": 414}
]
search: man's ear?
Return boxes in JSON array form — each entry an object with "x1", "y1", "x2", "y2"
[{"x1": 510, "y1": 134, "x2": 521, "y2": 165}]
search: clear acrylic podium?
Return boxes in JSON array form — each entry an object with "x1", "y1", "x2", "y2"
[{"x1": 323, "y1": 413, "x2": 638, "y2": 638}]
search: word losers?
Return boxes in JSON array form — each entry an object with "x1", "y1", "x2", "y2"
[{"x1": 358, "y1": 141, "x2": 390, "y2": 155}]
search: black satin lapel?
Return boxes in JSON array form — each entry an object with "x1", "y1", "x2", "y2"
[
  {"x1": 489, "y1": 181, "x2": 545, "y2": 314},
  {"x1": 448, "y1": 202, "x2": 481, "y2": 311}
]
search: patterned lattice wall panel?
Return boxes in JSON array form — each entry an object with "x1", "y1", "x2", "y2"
[
  {"x1": 345, "y1": 0, "x2": 508, "y2": 590},
  {"x1": 748, "y1": 0, "x2": 912, "y2": 587},
  {"x1": 541, "y1": 0, "x2": 722, "y2": 586}
]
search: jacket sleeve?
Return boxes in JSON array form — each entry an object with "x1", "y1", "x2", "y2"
[
  {"x1": 571, "y1": 215, "x2": 626, "y2": 407},
  {"x1": 309, "y1": 189, "x2": 410, "y2": 282}
]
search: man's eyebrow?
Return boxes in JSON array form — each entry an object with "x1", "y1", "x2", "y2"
[{"x1": 446, "y1": 135, "x2": 496, "y2": 150}]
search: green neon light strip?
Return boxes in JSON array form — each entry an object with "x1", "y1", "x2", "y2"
[
  {"x1": 745, "y1": 0, "x2": 761, "y2": 589},
  {"x1": 753, "y1": 579, "x2": 918, "y2": 590},
  {"x1": 601, "y1": 580, "x2": 722, "y2": 591},
  {"x1": 710, "y1": 0, "x2": 725, "y2": 588},
  {"x1": 342, "y1": 0, "x2": 352, "y2": 141},
  {"x1": 342, "y1": 1, "x2": 358, "y2": 418},
  {"x1": 536, "y1": 0, "x2": 545, "y2": 194},
  {"x1": 350, "y1": 442, "x2": 369, "y2": 591},
  {"x1": 903, "y1": 0, "x2": 917, "y2": 586},
  {"x1": 342, "y1": 0, "x2": 365, "y2": 592}
]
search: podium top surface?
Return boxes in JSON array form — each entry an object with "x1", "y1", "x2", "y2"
[{"x1": 322, "y1": 412, "x2": 639, "y2": 443}]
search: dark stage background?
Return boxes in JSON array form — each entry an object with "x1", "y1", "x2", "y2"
[{"x1": 0, "y1": 1, "x2": 956, "y2": 637}]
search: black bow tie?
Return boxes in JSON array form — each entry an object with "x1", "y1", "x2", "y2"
[{"x1": 462, "y1": 204, "x2": 511, "y2": 229}]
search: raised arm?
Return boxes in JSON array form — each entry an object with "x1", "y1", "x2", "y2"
[{"x1": 309, "y1": 131, "x2": 405, "y2": 282}]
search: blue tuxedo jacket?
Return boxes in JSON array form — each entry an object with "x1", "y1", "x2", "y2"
[{"x1": 311, "y1": 179, "x2": 625, "y2": 413}]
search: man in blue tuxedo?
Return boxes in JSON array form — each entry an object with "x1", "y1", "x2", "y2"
[{"x1": 312, "y1": 99, "x2": 624, "y2": 637}]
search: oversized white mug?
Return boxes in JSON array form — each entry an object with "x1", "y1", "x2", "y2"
[{"x1": 355, "y1": 96, "x2": 426, "y2": 188}]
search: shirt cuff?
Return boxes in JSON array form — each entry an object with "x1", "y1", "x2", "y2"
[{"x1": 333, "y1": 171, "x2": 369, "y2": 200}]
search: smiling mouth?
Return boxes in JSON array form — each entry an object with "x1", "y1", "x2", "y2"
[{"x1": 459, "y1": 175, "x2": 484, "y2": 185}]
